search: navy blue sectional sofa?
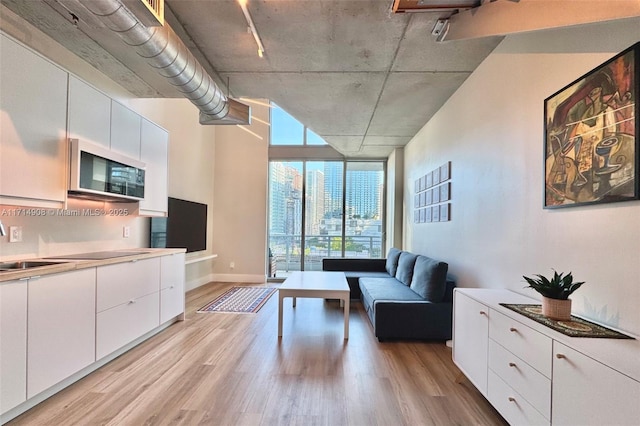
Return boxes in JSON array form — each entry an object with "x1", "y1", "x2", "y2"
[{"x1": 322, "y1": 248, "x2": 455, "y2": 341}]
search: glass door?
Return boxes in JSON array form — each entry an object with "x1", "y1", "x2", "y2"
[
  {"x1": 345, "y1": 162, "x2": 384, "y2": 258},
  {"x1": 268, "y1": 160, "x2": 383, "y2": 278},
  {"x1": 304, "y1": 161, "x2": 343, "y2": 271},
  {"x1": 268, "y1": 161, "x2": 303, "y2": 277}
]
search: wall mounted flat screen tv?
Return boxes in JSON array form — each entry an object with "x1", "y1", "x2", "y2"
[{"x1": 150, "y1": 197, "x2": 207, "y2": 253}]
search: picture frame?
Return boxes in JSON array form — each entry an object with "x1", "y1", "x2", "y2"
[
  {"x1": 425, "y1": 172, "x2": 433, "y2": 188},
  {"x1": 440, "y1": 161, "x2": 451, "y2": 181},
  {"x1": 440, "y1": 182, "x2": 450, "y2": 202},
  {"x1": 544, "y1": 42, "x2": 639, "y2": 208}
]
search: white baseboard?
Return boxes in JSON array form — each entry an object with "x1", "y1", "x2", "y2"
[
  {"x1": 185, "y1": 273, "x2": 215, "y2": 292},
  {"x1": 185, "y1": 273, "x2": 267, "y2": 291},
  {"x1": 211, "y1": 273, "x2": 266, "y2": 283}
]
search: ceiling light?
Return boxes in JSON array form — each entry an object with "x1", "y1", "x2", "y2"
[{"x1": 238, "y1": 0, "x2": 265, "y2": 58}]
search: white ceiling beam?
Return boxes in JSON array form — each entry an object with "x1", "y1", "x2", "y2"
[{"x1": 445, "y1": 0, "x2": 640, "y2": 40}]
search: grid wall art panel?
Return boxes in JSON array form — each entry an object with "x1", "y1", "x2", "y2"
[{"x1": 414, "y1": 161, "x2": 451, "y2": 223}]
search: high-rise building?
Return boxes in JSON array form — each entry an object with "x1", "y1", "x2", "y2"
[
  {"x1": 305, "y1": 169, "x2": 324, "y2": 234},
  {"x1": 323, "y1": 162, "x2": 343, "y2": 219}
]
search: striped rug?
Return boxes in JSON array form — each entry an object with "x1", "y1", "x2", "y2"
[{"x1": 197, "y1": 286, "x2": 276, "y2": 314}]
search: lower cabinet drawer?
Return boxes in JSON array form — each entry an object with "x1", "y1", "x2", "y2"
[
  {"x1": 96, "y1": 292, "x2": 160, "y2": 360},
  {"x1": 160, "y1": 284, "x2": 184, "y2": 324},
  {"x1": 489, "y1": 339, "x2": 551, "y2": 419},
  {"x1": 488, "y1": 370, "x2": 549, "y2": 426},
  {"x1": 489, "y1": 309, "x2": 552, "y2": 378}
]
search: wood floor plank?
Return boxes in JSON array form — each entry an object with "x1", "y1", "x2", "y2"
[{"x1": 7, "y1": 281, "x2": 506, "y2": 426}]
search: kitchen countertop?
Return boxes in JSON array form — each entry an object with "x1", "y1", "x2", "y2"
[{"x1": 0, "y1": 248, "x2": 186, "y2": 283}]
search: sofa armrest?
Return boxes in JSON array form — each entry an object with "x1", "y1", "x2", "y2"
[
  {"x1": 322, "y1": 257, "x2": 387, "y2": 272},
  {"x1": 373, "y1": 300, "x2": 453, "y2": 341}
]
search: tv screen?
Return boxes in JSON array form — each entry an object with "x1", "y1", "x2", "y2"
[{"x1": 150, "y1": 197, "x2": 207, "y2": 253}]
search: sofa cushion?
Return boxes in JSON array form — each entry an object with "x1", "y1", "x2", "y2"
[
  {"x1": 385, "y1": 248, "x2": 402, "y2": 276},
  {"x1": 409, "y1": 256, "x2": 449, "y2": 302},
  {"x1": 359, "y1": 277, "x2": 424, "y2": 303},
  {"x1": 395, "y1": 252, "x2": 418, "y2": 286},
  {"x1": 344, "y1": 271, "x2": 391, "y2": 280}
]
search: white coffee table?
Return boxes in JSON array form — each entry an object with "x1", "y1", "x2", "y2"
[{"x1": 278, "y1": 271, "x2": 350, "y2": 339}]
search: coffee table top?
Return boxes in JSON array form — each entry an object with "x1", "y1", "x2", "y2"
[{"x1": 280, "y1": 271, "x2": 349, "y2": 292}]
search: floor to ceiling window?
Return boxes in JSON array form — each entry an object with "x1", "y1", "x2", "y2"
[{"x1": 267, "y1": 103, "x2": 385, "y2": 278}]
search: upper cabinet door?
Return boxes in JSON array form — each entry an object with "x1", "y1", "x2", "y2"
[
  {"x1": 0, "y1": 35, "x2": 68, "y2": 207},
  {"x1": 68, "y1": 75, "x2": 111, "y2": 148},
  {"x1": 110, "y1": 101, "x2": 141, "y2": 159},
  {"x1": 139, "y1": 118, "x2": 169, "y2": 215}
]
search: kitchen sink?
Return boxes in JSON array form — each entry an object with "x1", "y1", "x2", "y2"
[{"x1": 0, "y1": 261, "x2": 69, "y2": 271}]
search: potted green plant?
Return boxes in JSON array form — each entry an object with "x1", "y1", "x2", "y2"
[{"x1": 523, "y1": 270, "x2": 585, "y2": 320}]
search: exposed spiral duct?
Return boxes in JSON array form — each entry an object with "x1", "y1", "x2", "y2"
[{"x1": 77, "y1": 0, "x2": 249, "y2": 125}]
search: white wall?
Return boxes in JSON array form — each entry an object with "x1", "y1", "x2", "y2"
[
  {"x1": 211, "y1": 102, "x2": 270, "y2": 283},
  {"x1": 386, "y1": 148, "x2": 404, "y2": 250},
  {"x1": 128, "y1": 98, "x2": 217, "y2": 290},
  {"x1": 404, "y1": 18, "x2": 640, "y2": 335}
]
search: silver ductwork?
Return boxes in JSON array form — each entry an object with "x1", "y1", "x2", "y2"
[{"x1": 77, "y1": 0, "x2": 250, "y2": 125}]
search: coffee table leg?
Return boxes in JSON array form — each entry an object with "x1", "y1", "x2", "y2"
[
  {"x1": 343, "y1": 296, "x2": 349, "y2": 340},
  {"x1": 278, "y1": 293, "x2": 284, "y2": 337}
]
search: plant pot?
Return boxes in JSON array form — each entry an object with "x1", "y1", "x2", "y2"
[{"x1": 542, "y1": 296, "x2": 572, "y2": 321}]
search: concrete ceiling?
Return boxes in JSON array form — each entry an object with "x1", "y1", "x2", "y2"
[{"x1": 0, "y1": 1, "x2": 501, "y2": 157}]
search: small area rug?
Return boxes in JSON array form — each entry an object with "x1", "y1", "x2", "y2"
[
  {"x1": 197, "y1": 286, "x2": 276, "y2": 314},
  {"x1": 500, "y1": 304, "x2": 634, "y2": 339}
]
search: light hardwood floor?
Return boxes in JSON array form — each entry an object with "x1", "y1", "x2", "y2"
[{"x1": 9, "y1": 282, "x2": 507, "y2": 425}]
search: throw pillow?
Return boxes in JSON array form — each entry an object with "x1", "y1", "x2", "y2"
[
  {"x1": 395, "y1": 252, "x2": 418, "y2": 285},
  {"x1": 385, "y1": 247, "x2": 402, "y2": 276},
  {"x1": 409, "y1": 256, "x2": 448, "y2": 302}
]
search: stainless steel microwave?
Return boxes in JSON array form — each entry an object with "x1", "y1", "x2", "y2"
[{"x1": 69, "y1": 139, "x2": 146, "y2": 202}]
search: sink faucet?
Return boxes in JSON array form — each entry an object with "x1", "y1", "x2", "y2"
[{"x1": 0, "y1": 220, "x2": 6, "y2": 237}]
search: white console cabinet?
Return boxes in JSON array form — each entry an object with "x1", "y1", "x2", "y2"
[
  {"x1": 453, "y1": 288, "x2": 640, "y2": 426},
  {"x1": 552, "y1": 342, "x2": 640, "y2": 426},
  {"x1": 452, "y1": 291, "x2": 489, "y2": 394}
]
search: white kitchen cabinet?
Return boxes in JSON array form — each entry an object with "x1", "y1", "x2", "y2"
[
  {"x1": 96, "y1": 292, "x2": 160, "y2": 360},
  {"x1": 139, "y1": 118, "x2": 169, "y2": 216},
  {"x1": 27, "y1": 269, "x2": 96, "y2": 398},
  {"x1": 0, "y1": 34, "x2": 68, "y2": 208},
  {"x1": 552, "y1": 342, "x2": 640, "y2": 426},
  {"x1": 110, "y1": 101, "x2": 141, "y2": 158},
  {"x1": 453, "y1": 290, "x2": 489, "y2": 395},
  {"x1": 160, "y1": 253, "x2": 186, "y2": 323},
  {"x1": 96, "y1": 258, "x2": 161, "y2": 359},
  {"x1": 68, "y1": 75, "x2": 111, "y2": 148},
  {"x1": 0, "y1": 280, "x2": 27, "y2": 414},
  {"x1": 96, "y1": 257, "x2": 160, "y2": 312}
]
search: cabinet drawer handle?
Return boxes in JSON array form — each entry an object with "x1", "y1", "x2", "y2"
[
  {"x1": 128, "y1": 299, "x2": 136, "y2": 304},
  {"x1": 508, "y1": 362, "x2": 517, "y2": 368},
  {"x1": 479, "y1": 311, "x2": 487, "y2": 316},
  {"x1": 508, "y1": 397, "x2": 516, "y2": 403},
  {"x1": 170, "y1": 285, "x2": 175, "y2": 289},
  {"x1": 509, "y1": 327, "x2": 518, "y2": 333},
  {"x1": 556, "y1": 353, "x2": 566, "y2": 359}
]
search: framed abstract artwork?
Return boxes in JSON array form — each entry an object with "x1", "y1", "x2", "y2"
[{"x1": 544, "y1": 42, "x2": 639, "y2": 208}]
